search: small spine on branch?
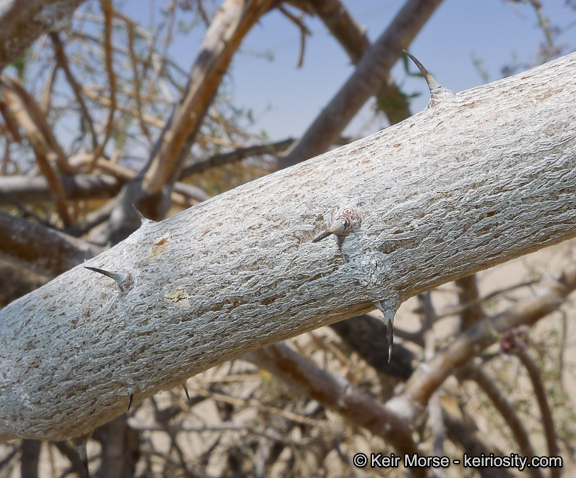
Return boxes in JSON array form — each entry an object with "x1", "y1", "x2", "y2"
[
  {"x1": 132, "y1": 203, "x2": 155, "y2": 227},
  {"x1": 403, "y1": 50, "x2": 456, "y2": 106},
  {"x1": 312, "y1": 205, "x2": 362, "y2": 243},
  {"x1": 72, "y1": 432, "x2": 92, "y2": 477},
  {"x1": 182, "y1": 382, "x2": 190, "y2": 401},
  {"x1": 375, "y1": 295, "x2": 402, "y2": 362},
  {"x1": 127, "y1": 386, "x2": 135, "y2": 412},
  {"x1": 85, "y1": 267, "x2": 134, "y2": 293}
]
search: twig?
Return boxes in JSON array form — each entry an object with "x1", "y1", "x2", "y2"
[
  {"x1": 388, "y1": 264, "x2": 575, "y2": 422},
  {"x1": 244, "y1": 342, "x2": 427, "y2": 477},
  {"x1": 194, "y1": 388, "x2": 321, "y2": 427},
  {"x1": 50, "y1": 33, "x2": 98, "y2": 152},
  {"x1": 180, "y1": 138, "x2": 295, "y2": 177},
  {"x1": 419, "y1": 292, "x2": 446, "y2": 473},
  {"x1": 40, "y1": 63, "x2": 58, "y2": 114},
  {"x1": 515, "y1": 349, "x2": 560, "y2": 477},
  {"x1": 91, "y1": 0, "x2": 117, "y2": 168},
  {"x1": 113, "y1": 11, "x2": 152, "y2": 143},
  {"x1": 1, "y1": 77, "x2": 73, "y2": 226},
  {"x1": 436, "y1": 279, "x2": 540, "y2": 319},
  {"x1": 278, "y1": 6, "x2": 311, "y2": 68},
  {"x1": 463, "y1": 363, "x2": 544, "y2": 478}
]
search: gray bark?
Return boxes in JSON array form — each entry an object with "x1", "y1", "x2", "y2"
[{"x1": 2, "y1": 52, "x2": 576, "y2": 442}]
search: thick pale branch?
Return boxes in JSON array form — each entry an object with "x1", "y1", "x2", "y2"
[{"x1": 1, "y1": 53, "x2": 576, "y2": 441}]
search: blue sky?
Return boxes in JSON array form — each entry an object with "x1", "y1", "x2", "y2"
[{"x1": 117, "y1": 1, "x2": 576, "y2": 141}]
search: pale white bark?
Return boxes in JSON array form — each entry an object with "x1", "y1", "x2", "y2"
[{"x1": 2, "y1": 52, "x2": 576, "y2": 442}]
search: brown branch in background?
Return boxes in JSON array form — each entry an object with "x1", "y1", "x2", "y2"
[
  {"x1": 0, "y1": 99, "x2": 22, "y2": 143},
  {"x1": 1, "y1": 138, "x2": 11, "y2": 175},
  {"x1": 82, "y1": 87, "x2": 166, "y2": 129},
  {"x1": 64, "y1": 199, "x2": 117, "y2": 238},
  {"x1": 516, "y1": 349, "x2": 560, "y2": 475},
  {"x1": 146, "y1": 0, "x2": 177, "y2": 105},
  {"x1": 49, "y1": 32, "x2": 98, "y2": 150},
  {"x1": 91, "y1": 0, "x2": 118, "y2": 167},
  {"x1": 0, "y1": 174, "x2": 121, "y2": 205},
  {"x1": 141, "y1": 0, "x2": 276, "y2": 196},
  {"x1": 180, "y1": 138, "x2": 295, "y2": 177},
  {"x1": 244, "y1": 342, "x2": 427, "y2": 478},
  {"x1": 308, "y1": 0, "x2": 412, "y2": 126},
  {"x1": 307, "y1": 0, "x2": 369, "y2": 63},
  {"x1": 40, "y1": 63, "x2": 58, "y2": 114},
  {"x1": 462, "y1": 364, "x2": 544, "y2": 478},
  {"x1": 419, "y1": 292, "x2": 445, "y2": 464},
  {"x1": 0, "y1": 77, "x2": 75, "y2": 174},
  {"x1": 278, "y1": 5, "x2": 311, "y2": 68},
  {"x1": 455, "y1": 274, "x2": 485, "y2": 329},
  {"x1": 280, "y1": 0, "x2": 443, "y2": 168},
  {"x1": 443, "y1": 410, "x2": 512, "y2": 478},
  {"x1": 1, "y1": 77, "x2": 73, "y2": 226},
  {"x1": 437, "y1": 279, "x2": 540, "y2": 320},
  {"x1": 68, "y1": 154, "x2": 209, "y2": 204},
  {"x1": 114, "y1": 11, "x2": 152, "y2": 143},
  {"x1": 20, "y1": 439, "x2": 41, "y2": 478},
  {"x1": 0, "y1": 0, "x2": 89, "y2": 72},
  {"x1": 388, "y1": 263, "x2": 576, "y2": 422},
  {"x1": 0, "y1": 210, "x2": 103, "y2": 278}
]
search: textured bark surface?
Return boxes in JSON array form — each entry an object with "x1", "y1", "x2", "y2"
[{"x1": 2, "y1": 53, "x2": 576, "y2": 441}]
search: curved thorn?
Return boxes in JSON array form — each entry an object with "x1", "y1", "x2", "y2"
[
  {"x1": 127, "y1": 392, "x2": 134, "y2": 412},
  {"x1": 132, "y1": 203, "x2": 154, "y2": 226},
  {"x1": 182, "y1": 382, "x2": 190, "y2": 401},
  {"x1": 85, "y1": 267, "x2": 133, "y2": 293},
  {"x1": 85, "y1": 266, "x2": 119, "y2": 281},
  {"x1": 312, "y1": 230, "x2": 332, "y2": 243},
  {"x1": 403, "y1": 50, "x2": 441, "y2": 92}
]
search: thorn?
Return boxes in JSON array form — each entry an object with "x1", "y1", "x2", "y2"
[
  {"x1": 403, "y1": 50, "x2": 456, "y2": 104},
  {"x1": 85, "y1": 266, "x2": 120, "y2": 281},
  {"x1": 182, "y1": 382, "x2": 190, "y2": 401},
  {"x1": 132, "y1": 203, "x2": 155, "y2": 226},
  {"x1": 127, "y1": 392, "x2": 134, "y2": 412},
  {"x1": 312, "y1": 230, "x2": 332, "y2": 243},
  {"x1": 386, "y1": 319, "x2": 394, "y2": 363},
  {"x1": 85, "y1": 267, "x2": 133, "y2": 293},
  {"x1": 403, "y1": 50, "x2": 440, "y2": 91},
  {"x1": 375, "y1": 295, "x2": 402, "y2": 362},
  {"x1": 72, "y1": 433, "x2": 92, "y2": 478}
]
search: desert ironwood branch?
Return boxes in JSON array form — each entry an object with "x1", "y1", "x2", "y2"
[
  {"x1": 515, "y1": 349, "x2": 560, "y2": 477},
  {"x1": 1, "y1": 53, "x2": 576, "y2": 441}
]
